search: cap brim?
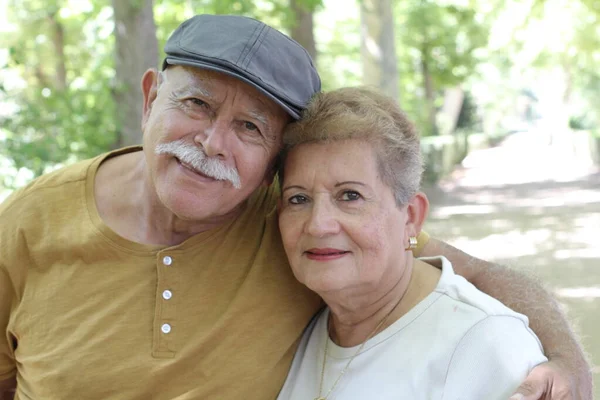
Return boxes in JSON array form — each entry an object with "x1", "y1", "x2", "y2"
[{"x1": 163, "y1": 57, "x2": 302, "y2": 120}]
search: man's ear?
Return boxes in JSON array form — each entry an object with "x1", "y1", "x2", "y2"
[
  {"x1": 405, "y1": 192, "x2": 429, "y2": 236},
  {"x1": 141, "y1": 68, "x2": 160, "y2": 132}
]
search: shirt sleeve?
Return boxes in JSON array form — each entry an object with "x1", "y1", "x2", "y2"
[
  {"x1": 442, "y1": 315, "x2": 548, "y2": 400},
  {"x1": 0, "y1": 265, "x2": 17, "y2": 382},
  {"x1": 0, "y1": 189, "x2": 25, "y2": 382}
]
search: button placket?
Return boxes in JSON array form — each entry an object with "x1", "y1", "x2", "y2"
[{"x1": 153, "y1": 252, "x2": 178, "y2": 357}]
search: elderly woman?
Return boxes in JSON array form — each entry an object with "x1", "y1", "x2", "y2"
[{"x1": 276, "y1": 87, "x2": 547, "y2": 399}]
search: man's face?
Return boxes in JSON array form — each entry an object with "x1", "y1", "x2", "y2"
[{"x1": 141, "y1": 66, "x2": 289, "y2": 223}]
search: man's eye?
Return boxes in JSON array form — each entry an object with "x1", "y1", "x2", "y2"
[
  {"x1": 189, "y1": 98, "x2": 208, "y2": 107},
  {"x1": 244, "y1": 121, "x2": 259, "y2": 132},
  {"x1": 288, "y1": 194, "x2": 309, "y2": 205},
  {"x1": 339, "y1": 190, "x2": 361, "y2": 201}
]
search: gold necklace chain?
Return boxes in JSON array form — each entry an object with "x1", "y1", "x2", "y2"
[{"x1": 314, "y1": 298, "x2": 403, "y2": 400}]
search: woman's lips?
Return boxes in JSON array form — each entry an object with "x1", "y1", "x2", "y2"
[{"x1": 304, "y1": 248, "x2": 350, "y2": 261}]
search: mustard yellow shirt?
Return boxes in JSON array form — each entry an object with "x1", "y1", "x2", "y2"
[{"x1": 0, "y1": 147, "x2": 429, "y2": 399}]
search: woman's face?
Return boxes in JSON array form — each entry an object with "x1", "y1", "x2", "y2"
[{"x1": 278, "y1": 139, "x2": 413, "y2": 295}]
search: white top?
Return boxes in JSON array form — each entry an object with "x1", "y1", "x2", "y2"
[{"x1": 277, "y1": 257, "x2": 547, "y2": 400}]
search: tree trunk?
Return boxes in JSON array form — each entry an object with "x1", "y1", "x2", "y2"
[
  {"x1": 48, "y1": 12, "x2": 67, "y2": 91},
  {"x1": 420, "y1": 48, "x2": 437, "y2": 136},
  {"x1": 438, "y1": 87, "x2": 464, "y2": 135},
  {"x1": 289, "y1": 0, "x2": 317, "y2": 63},
  {"x1": 561, "y1": 57, "x2": 573, "y2": 129},
  {"x1": 360, "y1": 0, "x2": 399, "y2": 103},
  {"x1": 111, "y1": 0, "x2": 159, "y2": 148}
]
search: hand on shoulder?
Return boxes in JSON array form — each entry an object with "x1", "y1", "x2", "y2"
[{"x1": 509, "y1": 358, "x2": 593, "y2": 400}]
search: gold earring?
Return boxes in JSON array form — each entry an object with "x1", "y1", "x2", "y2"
[{"x1": 405, "y1": 236, "x2": 418, "y2": 251}]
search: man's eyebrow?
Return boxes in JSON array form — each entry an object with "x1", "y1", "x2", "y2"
[
  {"x1": 172, "y1": 86, "x2": 212, "y2": 99},
  {"x1": 247, "y1": 110, "x2": 268, "y2": 126}
]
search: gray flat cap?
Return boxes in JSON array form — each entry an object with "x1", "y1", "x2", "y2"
[{"x1": 163, "y1": 14, "x2": 321, "y2": 119}]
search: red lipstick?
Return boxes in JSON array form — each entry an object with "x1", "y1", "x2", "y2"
[{"x1": 305, "y1": 248, "x2": 349, "y2": 261}]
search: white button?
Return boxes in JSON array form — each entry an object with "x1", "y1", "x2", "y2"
[
  {"x1": 161, "y1": 323, "x2": 171, "y2": 334},
  {"x1": 162, "y1": 290, "x2": 172, "y2": 300},
  {"x1": 162, "y1": 256, "x2": 172, "y2": 266}
]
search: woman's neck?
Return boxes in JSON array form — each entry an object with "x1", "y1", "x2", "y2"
[{"x1": 325, "y1": 258, "x2": 440, "y2": 347}]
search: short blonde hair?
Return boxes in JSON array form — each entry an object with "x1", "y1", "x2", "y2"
[{"x1": 279, "y1": 87, "x2": 423, "y2": 205}]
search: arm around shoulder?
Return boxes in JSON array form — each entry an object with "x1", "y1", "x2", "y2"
[{"x1": 420, "y1": 236, "x2": 593, "y2": 399}]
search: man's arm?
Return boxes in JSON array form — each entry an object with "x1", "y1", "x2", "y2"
[
  {"x1": 0, "y1": 377, "x2": 15, "y2": 400},
  {"x1": 420, "y1": 237, "x2": 593, "y2": 400}
]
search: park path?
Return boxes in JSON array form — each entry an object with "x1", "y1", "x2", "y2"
[{"x1": 421, "y1": 130, "x2": 600, "y2": 396}]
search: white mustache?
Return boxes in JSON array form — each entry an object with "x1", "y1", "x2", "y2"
[{"x1": 155, "y1": 139, "x2": 241, "y2": 189}]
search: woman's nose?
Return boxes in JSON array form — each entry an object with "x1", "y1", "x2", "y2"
[{"x1": 305, "y1": 201, "x2": 340, "y2": 238}]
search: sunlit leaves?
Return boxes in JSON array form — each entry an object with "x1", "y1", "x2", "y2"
[{"x1": 0, "y1": 0, "x2": 116, "y2": 183}]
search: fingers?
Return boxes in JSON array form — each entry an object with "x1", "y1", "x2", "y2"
[
  {"x1": 509, "y1": 382, "x2": 545, "y2": 400},
  {"x1": 508, "y1": 361, "x2": 580, "y2": 400},
  {"x1": 509, "y1": 366, "x2": 547, "y2": 400}
]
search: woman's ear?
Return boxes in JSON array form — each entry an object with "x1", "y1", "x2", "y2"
[{"x1": 405, "y1": 192, "x2": 429, "y2": 236}]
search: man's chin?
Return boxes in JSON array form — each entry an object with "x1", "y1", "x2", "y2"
[{"x1": 161, "y1": 191, "x2": 243, "y2": 223}]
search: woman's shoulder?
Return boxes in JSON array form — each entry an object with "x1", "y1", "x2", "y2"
[
  {"x1": 412, "y1": 259, "x2": 547, "y2": 397},
  {"x1": 427, "y1": 256, "x2": 530, "y2": 321},
  {"x1": 441, "y1": 314, "x2": 547, "y2": 399}
]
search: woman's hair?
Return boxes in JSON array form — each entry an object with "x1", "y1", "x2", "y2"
[{"x1": 278, "y1": 86, "x2": 423, "y2": 205}]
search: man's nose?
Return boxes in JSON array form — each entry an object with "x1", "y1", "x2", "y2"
[
  {"x1": 305, "y1": 200, "x2": 340, "y2": 238},
  {"x1": 195, "y1": 119, "x2": 230, "y2": 159}
]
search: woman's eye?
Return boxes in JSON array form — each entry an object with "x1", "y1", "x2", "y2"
[
  {"x1": 340, "y1": 190, "x2": 361, "y2": 201},
  {"x1": 288, "y1": 194, "x2": 308, "y2": 205}
]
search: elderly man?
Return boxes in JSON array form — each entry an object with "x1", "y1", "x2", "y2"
[{"x1": 0, "y1": 14, "x2": 591, "y2": 400}]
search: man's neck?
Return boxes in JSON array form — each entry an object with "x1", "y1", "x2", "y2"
[
  {"x1": 138, "y1": 187, "x2": 245, "y2": 246},
  {"x1": 95, "y1": 150, "x2": 244, "y2": 247}
]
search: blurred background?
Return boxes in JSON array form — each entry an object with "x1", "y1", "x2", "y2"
[{"x1": 0, "y1": 0, "x2": 599, "y2": 395}]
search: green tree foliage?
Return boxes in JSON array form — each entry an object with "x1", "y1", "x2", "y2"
[
  {"x1": 488, "y1": 0, "x2": 600, "y2": 131},
  {"x1": 2, "y1": 0, "x2": 598, "y2": 194},
  {"x1": 395, "y1": 0, "x2": 491, "y2": 135},
  {"x1": 1, "y1": 0, "x2": 117, "y2": 183},
  {"x1": 0, "y1": 0, "x2": 323, "y2": 189},
  {"x1": 154, "y1": 0, "x2": 322, "y2": 51},
  {"x1": 551, "y1": 0, "x2": 600, "y2": 126}
]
